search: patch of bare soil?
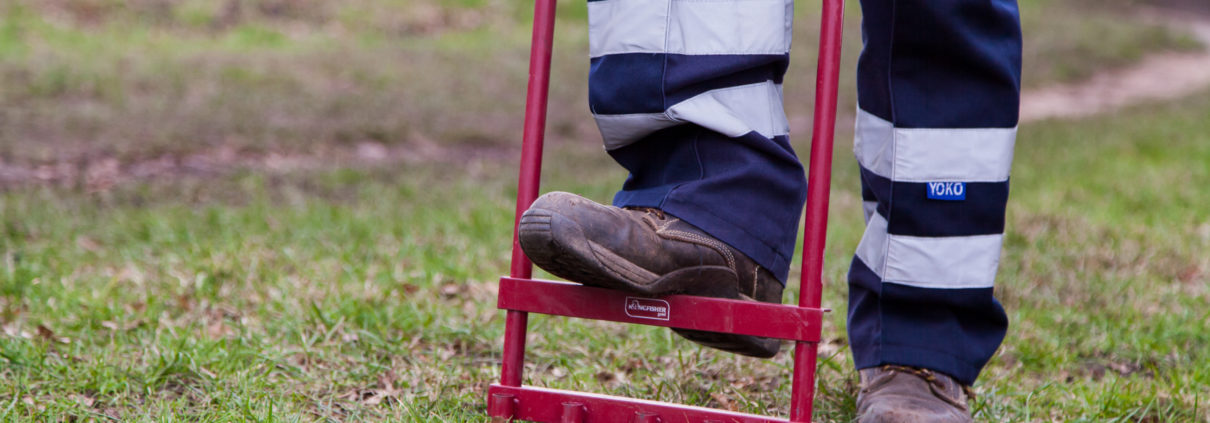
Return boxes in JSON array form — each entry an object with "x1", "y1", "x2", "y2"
[
  {"x1": 1146, "y1": 0, "x2": 1210, "y2": 17},
  {"x1": 1020, "y1": 10, "x2": 1210, "y2": 122},
  {"x1": 0, "y1": 139, "x2": 513, "y2": 191}
]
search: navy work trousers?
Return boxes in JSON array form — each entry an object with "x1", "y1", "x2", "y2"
[{"x1": 587, "y1": 0, "x2": 1021, "y2": 385}]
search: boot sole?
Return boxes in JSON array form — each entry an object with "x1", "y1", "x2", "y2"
[{"x1": 671, "y1": 295, "x2": 781, "y2": 359}]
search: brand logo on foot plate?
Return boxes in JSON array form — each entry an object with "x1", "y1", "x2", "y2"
[{"x1": 625, "y1": 297, "x2": 670, "y2": 321}]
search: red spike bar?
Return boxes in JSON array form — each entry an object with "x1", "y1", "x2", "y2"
[
  {"x1": 561, "y1": 402, "x2": 587, "y2": 423},
  {"x1": 488, "y1": 393, "x2": 518, "y2": 422},
  {"x1": 634, "y1": 412, "x2": 661, "y2": 423},
  {"x1": 490, "y1": 385, "x2": 788, "y2": 422}
]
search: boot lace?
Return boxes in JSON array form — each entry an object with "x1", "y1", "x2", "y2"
[
  {"x1": 880, "y1": 365, "x2": 976, "y2": 410},
  {"x1": 628, "y1": 206, "x2": 667, "y2": 220}
]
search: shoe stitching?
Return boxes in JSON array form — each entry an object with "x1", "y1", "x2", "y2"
[
  {"x1": 751, "y1": 265, "x2": 760, "y2": 298},
  {"x1": 859, "y1": 369, "x2": 896, "y2": 394},
  {"x1": 659, "y1": 227, "x2": 736, "y2": 271},
  {"x1": 590, "y1": 242, "x2": 659, "y2": 284},
  {"x1": 637, "y1": 210, "x2": 737, "y2": 271}
]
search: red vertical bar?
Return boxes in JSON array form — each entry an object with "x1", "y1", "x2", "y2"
[
  {"x1": 510, "y1": 0, "x2": 558, "y2": 280},
  {"x1": 501, "y1": 0, "x2": 559, "y2": 389},
  {"x1": 500, "y1": 311, "x2": 530, "y2": 387},
  {"x1": 790, "y1": 0, "x2": 845, "y2": 421}
]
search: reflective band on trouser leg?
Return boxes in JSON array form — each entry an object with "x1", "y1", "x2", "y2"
[
  {"x1": 588, "y1": 0, "x2": 807, "y2": 283},
  {"x1": 847, "y1": 0, "x2": 1022, "y2": 385}
]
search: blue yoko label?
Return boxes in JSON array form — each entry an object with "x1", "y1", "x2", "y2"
[{"x1": 927, "y1": 182, "x2": 966, "y2": 201}]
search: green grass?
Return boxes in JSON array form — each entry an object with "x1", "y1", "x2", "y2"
[
  {"x1": 3, "y1": 92, "x2": 1210, "y2": 420},
  {"x1": 1, "y1": 164, "x2": 521, "y2": 420}
]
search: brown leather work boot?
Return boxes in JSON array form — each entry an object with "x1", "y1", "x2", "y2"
[
  {"x1": 517, "y1": 191, "x2": 785, "y2": 358},
  {"x1": 856, "y1": 365, "x2": 975, "y2": 423}
]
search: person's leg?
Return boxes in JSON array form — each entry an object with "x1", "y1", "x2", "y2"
[
  {"x1": 847, "y1": 0, "x2": 1021, "y2": 420},
  {"x1": 518, "y1": 0, "x2": 806, "y2": 358},
  {"x1": 588, "y1": 0, "x2": 806, "y2": 284}
]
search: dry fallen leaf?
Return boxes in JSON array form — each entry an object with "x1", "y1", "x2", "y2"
[
  {"x1": 75, "y1": 237, "x2": 101, "y2": 252},
  {"x1": 206, "y1": 320, "x2": 229, "y2": 338},
  {"x1": 363, "y1": 392, "x2": 384, "y2": 406},
  {"x1": 378, "y1": 370, "x2": 399, "y2": 389},
  {"x1": 710, "y1": 392, "x2": 738, "y2": 411},
  {"x1": 101, "y1": 319, "x2": 144, "y2": 331},
  {"x1": 176, "y1": 294, "x2": 193, "y2": 311},
  {"x1": 2, "y1": 322, "x2": 33, "y2": 339},
  {"x1": 69, "y1": 393, "x2": 96, "y2": 407},
  {"x1": 440, "y1": 283, "x2": 465, "y2": 298},
  {"x1": 360, "y1": 387, "x2": 402, "y2": 406},
  {"x1": 594, "y1": 371, "x2": 621, "y2": 385},
  {"x1": 36, "y1": 324, "x2": 70, "y2": 343},
  {"x1": 199, "y1": 367, "x2": 217, "y2": 379}
]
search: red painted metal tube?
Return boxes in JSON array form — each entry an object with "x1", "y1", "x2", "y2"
[
  {"x1": 489, "y1": 393, "x2": 518, "y2": 419},
  {"x1": 498, "y1": 278, "x2": 824, "y2": 342},
  {"x1": 790, "y1": 0, "x2": 846, "y2": 421},
  {"x1": 500, "y1": 310, "x2": 530, "y2": 387},
  {"x1": 561, "y1": 402, "x2": 587, "y2": 423},
  {"x1": 490, "y1": 384, "x2": 788, "y2": 423},
  {"x1": 789, "y1": 342, "x2": 821, "y2": 422},
  {"x1": 510, "y1": 0, "x2": 559, "y2": 280},
  {"x1": 501, "y1": 0, "x2": 559, "y2": 390},
  {"x1": 800, "y1": 0, "x2": 845, "y2": 312}
]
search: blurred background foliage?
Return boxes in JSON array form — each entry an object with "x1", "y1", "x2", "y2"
[{"x1": 0, "y1": 0, "x2": 1199, "y2": 164}]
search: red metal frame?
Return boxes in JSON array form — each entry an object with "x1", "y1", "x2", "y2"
[
  {"x1": 491, "y1": 0, "x2": 845, "y2": 420},
  {"x1": 499, "y1": 278, "x2": 824, "y2": 342}
]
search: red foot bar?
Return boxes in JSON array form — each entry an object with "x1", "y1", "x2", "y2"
[
  {"x1": 489, "y1": 385, "x2": 788, "y2": 423},
  {"x1": 499, "y1": 278, "x2": 825, "y2": 342}
]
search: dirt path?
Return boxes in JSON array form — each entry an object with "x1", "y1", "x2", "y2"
[
  {"x1": 1020, "y1": 11, "x2": 1210, "y2": 122},
  {"x1": 0, "y1": 140, "x2": 514, "y2": 190},
  {"x1": 3, "y1": 11, "x2": 1210, "y2": 188}
]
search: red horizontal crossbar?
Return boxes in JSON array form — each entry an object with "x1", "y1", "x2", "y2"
[
  {"x1": 497, "y1": 278, "x2": 825, "y2": 342},
  {"x1": 489, "y1": 384, "x2": 789, "y2": 423}
]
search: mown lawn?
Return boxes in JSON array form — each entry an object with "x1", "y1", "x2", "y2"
[
  {"x1": 1, "y1": 0, "x2": 1208, "y2": 421},
  {"x1": 3, "y1": 93, "x2": 1209, "y2": 421}
]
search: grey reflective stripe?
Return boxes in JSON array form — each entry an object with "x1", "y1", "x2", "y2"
[
  {"x1": 596, "y1": 81, "x2": 789, "y2": 150},
  {"x1": 861, "y1": 201, "x2": 877, "y2": 224},
  {"x1": 595, "y1": 113, "x2": 679, "y2": 151},
  {"x1": 854, "y1": 109, "x2": 1017, "y2": 183},
  {"x1": 589, "y1": 0, "x2": 793, "y2": 58},
  {"x1": 856, "y1": 212, "x2": 1003, "y2": 289}
]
